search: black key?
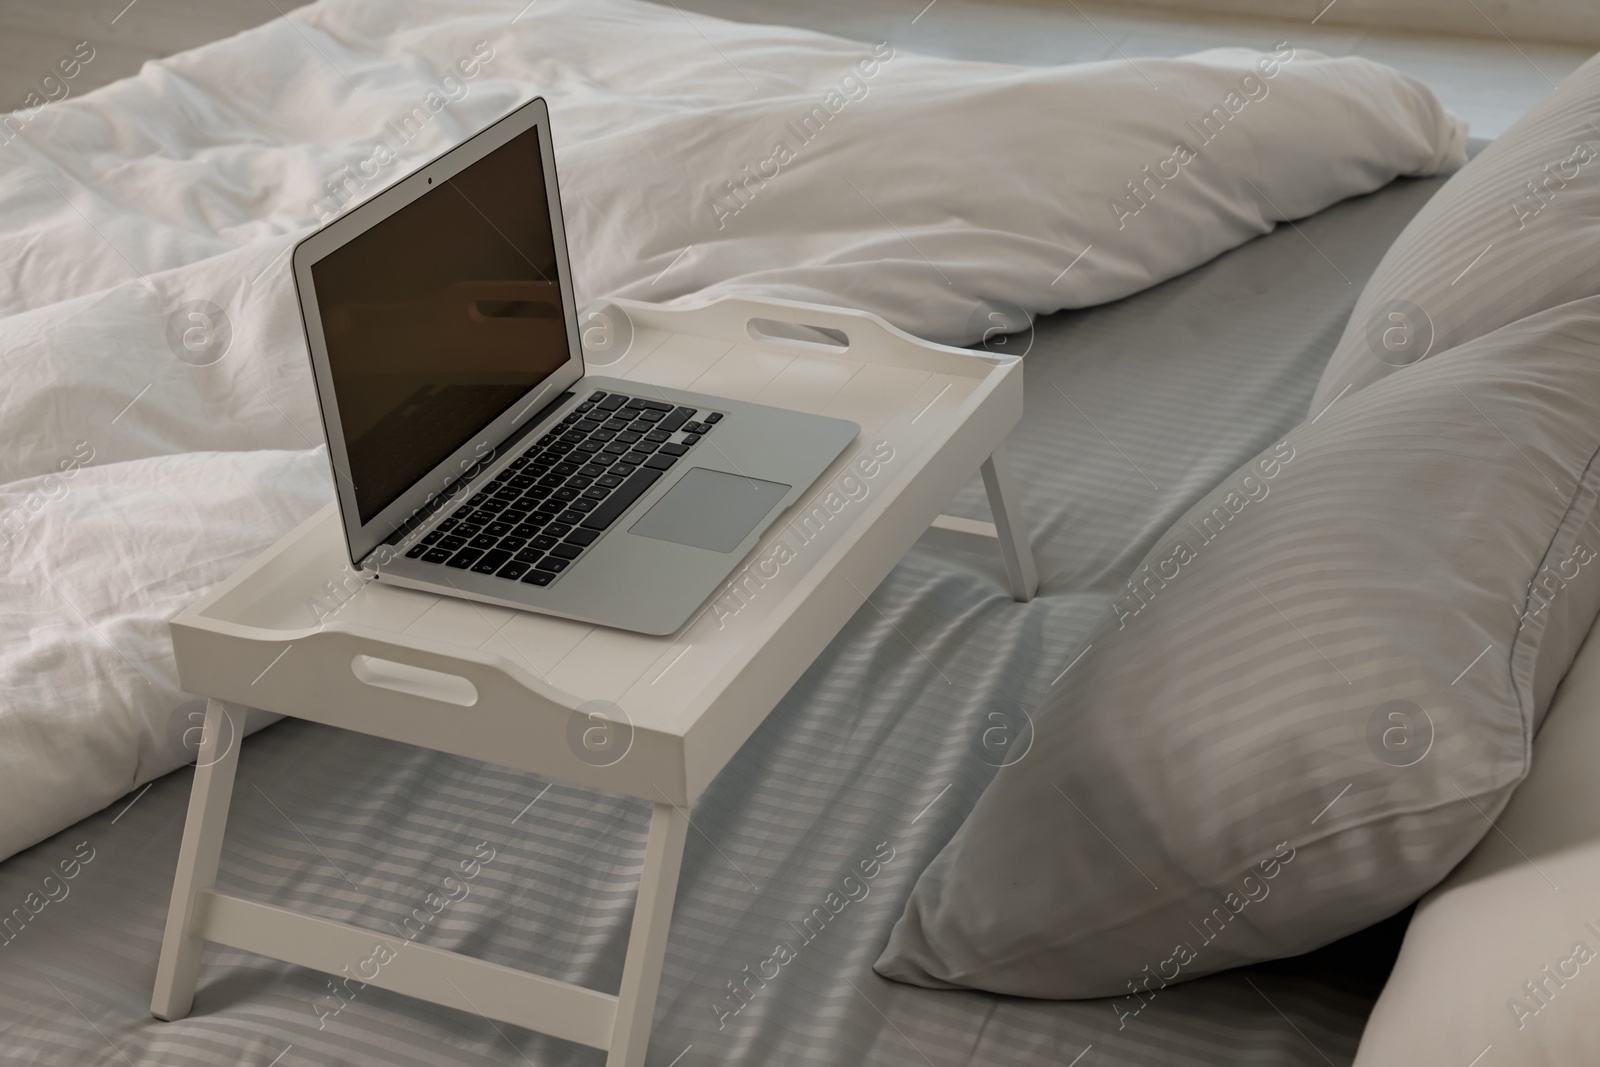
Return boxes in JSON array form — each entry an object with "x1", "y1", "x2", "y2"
[
  {"x1": 533, "y1": 534, "x2": 560, "y2": 550},
  {"x1": 566, "y1": 528, "x2": 600, "y2": 547},
  {"x1": 455, "y1": 523, "x2": 483, "y2": 537},
  {"x1": 582, "y1": 487, "x2": 609, "y2": 500},
  {"x1": 546, "y1": 441, "x2": 574, "y2": 454},
  {"x1": 534, "y1": 557, "x2": 569, "y2": 573},
  {"x1": 439, "y1": 534, "x2": 467, "y2": 551},
  {"x1": 644, "y1": 453, "x2": 679, "y2": 471},
  {"x1": 581, "y1": 468, "x2": 663, "y2": 531},
  {"x1": 603, "y1": 417, "x2": 630, "y2": 431},
  {"x1": 447, "y1": 547, "x2": 482, "y2": 569},
  {"x1": 510, "y1": 523, "x2": 541, "y2": 538},
  {"x1": 590, "y1": 430, "x2": 616, "y2": 443},
  {"x1": 704, "y1": 411, "x2": 724, "y2": 423},
  {"x1": 468, "y1": 509, "x2": 498, "y2": 524},
  {"x1": 421, "y1": 548, "x2": 453, "y2": 564},
  {"x1": 576, "y1": 403, "x2": 595, "y2": 415},
  {"x1": 577, "y1": 418, "x2": 602, "y2": 432},
  {"x1": 437, "y1": 517, "x2": 460, "y2": 531},
  {"x1": 597, "y1": 393, "x2": 627, "y2": 412},
  {"x1": 571, "y1": 499, "x2": 597, "y2": 512},
  {"x1": 514, "y1": 548, "x2": 544, "y2": 564},
  {"x1": 539, "y1": 473, "x2": 564, "y2": 487},
  {"x1": 553, "y1": 488, "x2": 579, "y2": 502},
  {"x1": 494, "y1": 486, "x2": 520, "y2": 501},
  {"x1": 522, "y1": 570, "x2": 555, "y2": 586},
  {"x1": 682, "y1": 421, "x2": 707, "y2": 435},
  {"x1": 421, "y1": 530, "x2": 443, "y2": 545},
  {"x1": 471, "y1": 549, "x2": 513, "y2": 574},
  {"x1": 630, "y1": 419, "x2": 656, "y2": 434},
  {"x1": 598, "y1": 473, "x2": 624, "y2": 488},
  {"x1": 527, "y1": 462, "x2": 553, "y2": 476},
  {"x1": 525, "y1": 485, "x2": 553, "y2": 500},
  {"x1": 551, "y1": 543, "x2": 583, "y2": 560},
  {"x1": 602, "y1": 442, "x2": 630, "y2": 456},
  {"x1": 644, "y1": 429, "x2": 670, "y2": 443},
  {"x1": 659, "y1": 406, "x2": 695, "y2": 433},
  {"x1": 588, "y1": 390, "x2": 608, "y2": 402},
  {"x1": 469, "y1": 534, "x2": 498, "y2": 550},
  {"x1": 405, "y1": 544, "x2": 428, "y2": 559},
  {"x1": 509, "y1": 457, "x2": 529, "y2": 469},
  {"x1": 486, "y1": 521, "x2": 513, "y2": 537},
  {"x1": 509, "y1": 475, "x2": 535, "y2": 489},
  {"x1": 579, "y1": 464, "x2": 606, "y2": 477},
  {"x1": 533, "y1": 507, "x2": 562, "y2": 524},
  {"x1": 633, "y1": 440, "x2": 659, "y2": 454},
  {"x1": 499, "y1": 536, "x2": 527, "y2": 551},
  {"x1": 450, "y1": 506, "x2": 476, "y2": 520},
  {"x1": 467, "y1": 492, "x2": 489, "y2": 506},
  {"x1": 575, "y1": 441, "x2": 603, "y2": 454},
  {"x1": 479, "y1": 498, "x2": 508, "y2": 513},
  {"x1": 559, "y1": 431, "x2": 585, "y2": 444},
  {"x1": 616, "y1": 430, "x2": 642, "y2": 444},
  {"x1": 592, "y1": 453, "x2": 620, "y2": 466},
  {"x1": 498, "y1": 561, "x2": 530, "y2": 581},
  {"x1": 554, "y1": 462, "x2": 580, "y2": 475},
  {"x1": 568, "y1": 476, "x2": 593, "y2": 490},
  {"x1": 625, "y1": 398, "x2": 673, "y2": 412},
  {"x1": 558, "y1": 509, "x2": 586, "y2": 525},
  {"x1": 658, "y1": 442, "x2": 688, "y2": 457},
  {"x1": 612, "y1": 463, "x2": 638, "y2": 478},
  {"x1": 683, "y1": 433, "x2": 701, "y2": 445},
  {"x1": 622, "y1": 450, "x2": 651, "y2": 466},
  {"x1": 501, "y1": 509, "x2": 529, "y2": 524},
  {"x1": 561, "y1": 413, "x2": 582, "y2": 426},
  {"x1": 536, "y1": 432, "x2": 558, "y2": 446},
  {"x1": 636, "y1": 409, "x2": 665, "y2": 423}
]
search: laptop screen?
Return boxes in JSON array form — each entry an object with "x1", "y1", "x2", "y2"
[{"x1": 311, "y1": 124, "x2": 572, "y2": 523}]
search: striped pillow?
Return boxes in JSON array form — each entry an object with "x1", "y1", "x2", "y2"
[
  {"x1": 876, "y1": 295, "x2": 1600, "y2": 1000},
  {"x1": 1307, "y1": 52, "x2": 1600, "y2": 418}
]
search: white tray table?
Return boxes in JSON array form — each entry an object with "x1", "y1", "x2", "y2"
[{"x1": 151, "y1": 296, "x2": 1035, "y2": 1066}]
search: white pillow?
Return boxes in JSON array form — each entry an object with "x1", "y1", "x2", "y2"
[
  {"x1": 580, "y1": 43, "x2": 1468, "y2": 346},
  {"x1": 1307, "y1": 51, "x2": 1600, "y2": 416},
  {"x1": 876, "y1": 295, "x2": 1600, "y2": 999},
  {"x1": 1355, "y1": 602, "x2": 1600, "y2": 1066}
]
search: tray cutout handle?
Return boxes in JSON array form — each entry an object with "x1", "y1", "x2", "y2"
[
  {"x1": 351, "y1": 655, "x2": 478, "y2": 707},
  {"x1": 747, "y1": 317, "x2": 849, "y2": 352}
]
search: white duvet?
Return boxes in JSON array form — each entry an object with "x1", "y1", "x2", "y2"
[{"x1": 0, "y1": 0, "x2": 1464, "y2": 862}]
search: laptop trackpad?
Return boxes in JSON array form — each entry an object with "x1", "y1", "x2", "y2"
[{"x1": 628, "y1": 467, "x2": 791, "y2": 553}]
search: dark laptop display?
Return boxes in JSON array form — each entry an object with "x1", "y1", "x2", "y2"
[{"x1": 310, "y1": 124, "x2": 571, "y2": 522}]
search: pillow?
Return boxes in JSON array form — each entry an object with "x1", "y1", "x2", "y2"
[
  {"x1": 1353, "y1": 613, "x2": 1600, "y2": 1066},
  {"x1": 1307, "y1": 52, "x2": 1600, "y2": 417},
  {"x1": 875, "y1": 294, "x2": 1600, "y2": 1000}
]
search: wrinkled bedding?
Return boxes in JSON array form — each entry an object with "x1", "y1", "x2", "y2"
[{"x1": 0, "y1": 0, "x2": 1466, "y2": 865}]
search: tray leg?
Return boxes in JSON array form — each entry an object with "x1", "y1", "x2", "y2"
[
  {"x1": 607, "y1": 801, "x2": 690, "y2": 1067},
  {"x1": 980, "y1": 446, "x2": 1039, "y2": 602},
  {"x1": 152, "y1": 698, "x2": 245, "y2": 1021}
]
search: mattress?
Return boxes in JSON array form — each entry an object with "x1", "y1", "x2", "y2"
[{"x1": 0, "y1": 160, "x2": 1457, "y2": 1067}]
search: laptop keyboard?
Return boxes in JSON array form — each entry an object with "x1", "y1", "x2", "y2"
[{"x1": 401, "y1": 390, "x2": 724, "y2": 588}]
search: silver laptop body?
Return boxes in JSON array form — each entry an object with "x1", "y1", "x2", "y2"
[{"x1": 292, "y1": 97, "x2": 858, "y2": 636}]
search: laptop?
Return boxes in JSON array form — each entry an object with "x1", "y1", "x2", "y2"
[{"x1": 292, "y1": 97, "x2": 859, "y2": 636}]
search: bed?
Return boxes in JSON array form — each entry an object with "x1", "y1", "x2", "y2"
[
  {"x1": 0, "y1": 169, "x2": 1460, "y2": 1067},
  {"x1": 0, "y1": 0, "x2": 1570, "y2": 1064}
]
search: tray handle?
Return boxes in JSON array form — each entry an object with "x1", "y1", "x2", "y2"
[{"x1": 351, "y1": 654, "x2": 479, "y2": 707}]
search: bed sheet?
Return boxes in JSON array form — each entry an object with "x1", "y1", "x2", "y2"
[{"x1": 0, "y1": 166, "x2": 1452, "y2": 1067}]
